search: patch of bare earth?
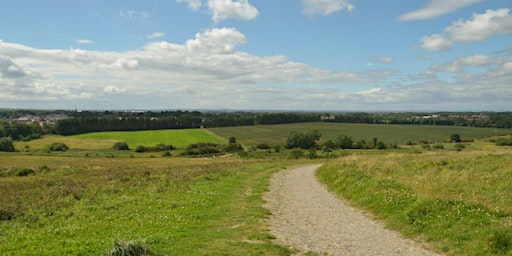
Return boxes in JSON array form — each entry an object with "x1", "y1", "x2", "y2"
[{"x1": 264, "y1": 164, "x2": 441, "y2": 256}]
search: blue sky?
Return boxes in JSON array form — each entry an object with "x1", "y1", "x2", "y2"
[{"x1": 1, "y1": 0, "x2": 511, "y2": 111}]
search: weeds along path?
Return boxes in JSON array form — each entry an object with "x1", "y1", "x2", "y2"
[{"x1": 264, "y1": 164, "x2": 440, "y2": 256}]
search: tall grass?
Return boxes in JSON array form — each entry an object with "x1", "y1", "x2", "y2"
[
  {"x1": 0, "y1": 155, "x2": 304, "y2": 255},
  {"x1": 317, "y1": 146, "x2": 512, "y2": 255}
]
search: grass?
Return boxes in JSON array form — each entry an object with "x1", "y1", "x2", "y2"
[
  {"x1": 210, "y1": 122, "x2": 511, "y2": 147},
  {"x1": 0, "y1": 154, "x2": 313, "y2": 255},
  {"x1": 72, "y1": 129, "x2": 227, "y2": 148},
  {"x1": 317, "y1": 141, "x2": 512, "y2": 255}
]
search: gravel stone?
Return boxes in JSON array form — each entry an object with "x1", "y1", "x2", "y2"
[{"x1": 264, "y1": 164, "x2": 441, "y2": 256}]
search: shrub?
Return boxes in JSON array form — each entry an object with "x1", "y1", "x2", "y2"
[
  {"x1": 162, "y1": 151, "x2": 171, "y2": 157},
  {"x1": 450, "y1": 134, "x2": 461, "y2": 143},
  {"x1": 0, "y1": 137, "x2": 15, "y2": 152},
  {"x1": 307, "y1": 148, "x2": 318, "y2": 159},
  {"x1": 183, "y1": 142, "x2": 222, "y2": 155},
  {"x1": 113, "y1": 142, "x2": 130, "y2": 150},
  {"x1": 16, "y1": 168, "x2": 35, "y2": 177},
  {"x1": 488, "y1": 227, "x2": 512, "y2": 254},
  {"x1": 454, "y1": 143, "x2": 466, "y2": 151},
  {"x1": 376, "y1": 141, "x2": 387, "y2": 150},
  {"x1": 256, "y1": 143, "x2": 272, "y2": 150},
  {"x1": 107, "y1": 241, "x2": 150, "y2": 256},
  {"x1": 496, "y1": 139, "x2": 512, "y2": 146},
  {"x1": 288, "y1": 148, "x2": 304, "y2": 159},
  {"x1": 44, "y1": 142, "x2": 69, "y2": 152},
  {"x1": 432, "y1": 144, "x2": 444, "y2": 149},
  {"x1": 224, "y1": 143, "x2": 244, "y2": 153},
  {"x1": 135, "y1": 144, "x2": 174, "y2": 153}
]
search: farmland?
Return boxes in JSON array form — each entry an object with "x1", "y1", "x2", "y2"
[
  {"x1": 2, "y1": 122, "x2": 512, "y2": 255},
  {"x1": 210, "y1": 122, "x2": 510, "y2": 147}
]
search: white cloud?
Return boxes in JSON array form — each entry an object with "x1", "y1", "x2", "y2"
[
  {"x1": 399, "y1": 0, "x2": 483, "y2": 21},
  {"x1": 104, "y1": 85, "x2": 126, "y2": 93},
  {"x1": 148, "y1": 32, "x2": 165, "y2": 40},
  {"x1": 302, "y1": 0, "x2": 354, "y2": 16},
  {"x1": 176, "y1": 0, "x2": 202, "y2": 10},
  {"x1": 420, "y1": 8, "x2": 512, "y2": 51},
  {"x1": 0, "y1": 28, "x2": 372, "y2": 108},
  {"x1": 379, "y1": 56, "x2": 393, "y2": 63},
  {"x1": 431, "y1": 55, "x2": 496, "y2": 73},
  {"x1": 208, "y1": 0, "x2": 259, "y2": 23},
  {"x1": 118, "y1": 10, "x2": 150, "y2": 20},
  {"x1": 76, "y1": 39, "x2": 94, "y2": 44}
]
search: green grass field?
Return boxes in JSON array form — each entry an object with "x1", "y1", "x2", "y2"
[
  {"x1": 72, "y1": 129, "x2": 227, "y2": 148},
  {"x1": 0, "y1": 155, "x2": 315, "y2": 255},
  {"x1": 210, "y1": 122, "x2": 511, "y2": 147}
]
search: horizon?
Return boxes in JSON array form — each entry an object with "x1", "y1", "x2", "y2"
[{"x1": 1, "y1": 1, "x2": 511, "y2": 111}]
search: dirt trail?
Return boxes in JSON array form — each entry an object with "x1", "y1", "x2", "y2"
[{"x1": 264, "y1": 164, "x2": 440, "y2": 256}]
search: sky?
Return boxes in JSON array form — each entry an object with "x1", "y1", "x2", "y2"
[{"x1": 0, "y1": 0, "x2": 511, "y2": 111}]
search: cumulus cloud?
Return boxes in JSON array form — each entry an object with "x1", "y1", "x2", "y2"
[
  {"x1": 208, "y1": 0, "x2": 259, "y2": 23},
  {"x1": 420, "y1": 8, "x2": 512, "y2": 51},
  {"x1": 302, "y1": 0, "x2": 354, "y2": 16},
  {"x1": 0, "y1": 27, "x2": 373, "y2": 108},
  {"x1": 399, "y1": 0, "x2": 484, "y2": 21}
]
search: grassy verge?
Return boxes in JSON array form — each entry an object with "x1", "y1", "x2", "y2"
[
  {"x1": 317, "y1": 146, "x2": 512, "y2": 255},
  {"x1": 0, "y1": 155, "x2": 307, "y2": 255}
]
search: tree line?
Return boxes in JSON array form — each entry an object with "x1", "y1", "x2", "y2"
[{"x1": 1, "y1": 110, "x2": 512, "y2": 140}]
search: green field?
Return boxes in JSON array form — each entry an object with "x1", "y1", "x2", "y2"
[
  {"x1": 318, "y1": 144, "x2": 512, "y2": 255},
  {"x1": 0, "y1": 155, "x2": 314, "y2": 255},
  {"x1": 210, "y1": 122, "x2": 511, "y2": 147},
  {"x1": 72, "y1": 129, "x2": 226, "y2": 148}
]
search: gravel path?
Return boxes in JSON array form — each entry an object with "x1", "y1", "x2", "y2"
[{"x1": 264, "y1": 164, "x2": 441, "y2": 256}]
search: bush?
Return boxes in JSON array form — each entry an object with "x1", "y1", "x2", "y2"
[
  {"x1": 256, "y1": 143, "x2": 272, "y2": 150},
  {"x1": 135, "y1": 144, "x2": 175, "y2": 153},
  {"x1": 183, "y1": 142, "x2": 222, "y2": 155},
  {"x1": 44, "y1": 142, "x2": 69, "y2": 152},
  {"x1": 107, "y1": 241, "x2": 150, "y2": 256},
  {"x1": 288, "y1": 148, "x2": 304, "y2": 159},
  {"x1": 16, "y1": 168, "x2": 35, "y2": 177},
  {"x1": 488, "y1": 227, "x2": 512, "y2": 254},
  {"x1": 432, "y1": 144, "x2": 444, "y2": 149},
  {"x1": 224, "y1": 143, "x2": 244, "y2": 153},
  {"x1": 454, "y1": 143, "x2": 466, "y2": 151},
  {"x1": 113, "y1": 142, "x2": 130, "y2": 150},
  {"x1": 496, "y1": 139, "x2": 512, "y2": 146},
  {"x1": 0, "y1": 137, "x2": 15, "y2": 152}
]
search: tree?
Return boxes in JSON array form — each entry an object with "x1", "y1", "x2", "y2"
[
  {"x1": 450, "y1": 134, "x2": 461, "y2": 143},
  {"x1": 335, "y1": 134, "x2": 353, "y2": 149},
  {"x1": 286, "y1": 130, "x2": 321, "y2": 149},
  {"x1": 113, "y1": 142, "x2": 130, "y2": 150},
  {"x1": 0, "y1": 137, "x2": 15, "y2": 152}
]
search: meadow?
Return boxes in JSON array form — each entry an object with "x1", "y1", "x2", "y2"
[
  {"x1": 0, "y1": 155, "x2": 313, "y2": 255},
  {"x1": 318, "y1": 140, "x2": 512, "y2": 255},
  {"x1": 2, "y1": 123, "x2": 512, "y2": 255}
]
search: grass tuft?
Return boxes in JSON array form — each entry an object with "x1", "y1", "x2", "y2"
[{"x1": 107, "y1": 241, "x2": 150, "y2": 256}]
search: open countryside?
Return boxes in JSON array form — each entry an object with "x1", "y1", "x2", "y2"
[{"x1": 2, "y1": 116, "x2": 512, "y2": 255}]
